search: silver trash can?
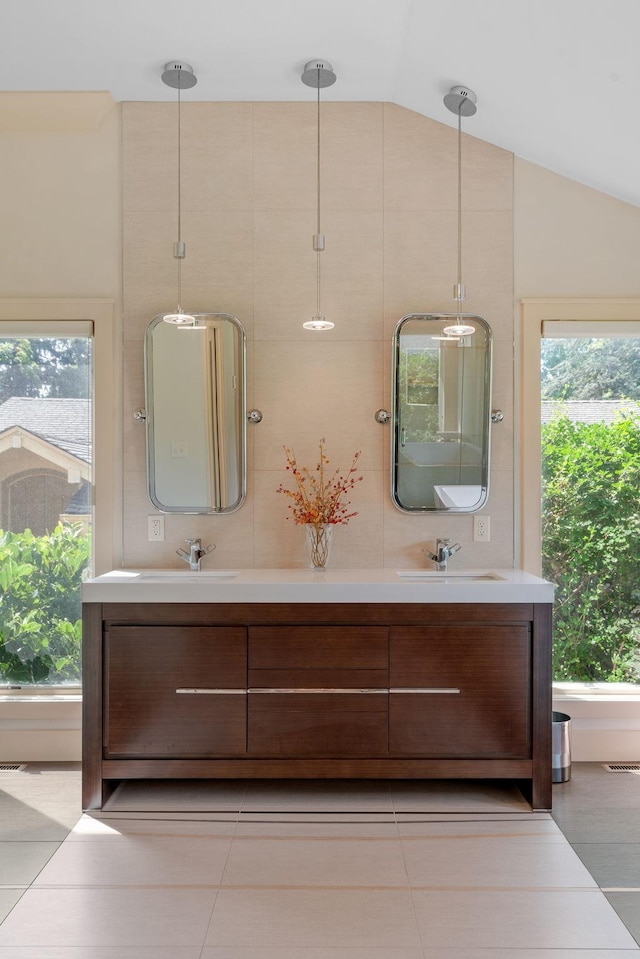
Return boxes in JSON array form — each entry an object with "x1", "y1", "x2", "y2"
[{"x1": 552, "y1": 711, "x2": 571, "y2": 783}]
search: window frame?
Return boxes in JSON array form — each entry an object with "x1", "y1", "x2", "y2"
[
  {"x1": 0, "y1": 303, "x2": 116, "y2": 756},
  {"x1": 520, "y1": 299, "x2": 640, "y2": 759}
]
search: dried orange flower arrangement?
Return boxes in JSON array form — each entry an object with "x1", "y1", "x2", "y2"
[
  {"x1": 277, "y1": 439, "x2": 363, "y2": 568},
  {"x1": 277, "y1": 438, "x2": 363, "y2": 526}
]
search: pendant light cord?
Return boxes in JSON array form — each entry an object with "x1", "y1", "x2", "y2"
[
  {"x1": 316, "y1": 74, "x2": 321, "y2": 237},
  {"x1": 316, "y1": 71, "x2": 322, "y2": 317},
  {"x1": 457, "y1": 106, "x2": 462, "y2": 318},
  {"x1": 177, "y1": 80, "x2": 183, "y2": 245},
  {"x1": 300, "y1": 59, "x2": 336, "y2": 330},
  {"x1": 442, "y1": 84, "x2": 477, "y2": 338},
  {"x1": 176, "y1": 77, "x2": 183, "y2": 312},
  {"x1": 160, "y1": 60, "x2": 197, "y2": 324}
]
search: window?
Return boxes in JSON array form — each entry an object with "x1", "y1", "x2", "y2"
[
  {"x1": 0, "y1": 299, "x2": 117, "y2": 691},
  {"x1": 541, "y1": 330, "x2": 640, "y2": 683},
  {"x1": 0, "y1": 332, "x2": 92, "y2": 686},
  {"x1": 520, "y1": 299, "x2": 640, "y2": 688}
]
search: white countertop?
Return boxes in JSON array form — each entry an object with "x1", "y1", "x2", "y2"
[{"x1": 83, "y1": 568, "x2": 554, "y2": 604}]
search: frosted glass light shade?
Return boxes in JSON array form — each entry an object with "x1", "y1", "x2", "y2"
[
  {"x1": 442, "y1": 322, "x2": 476, "y2": 337},
  {"x1": 303, "y1": 314, "x2": 334, "y2": 331},
  {"x1": 162, "y1": 310, "x2": 196, "y2": 326}
]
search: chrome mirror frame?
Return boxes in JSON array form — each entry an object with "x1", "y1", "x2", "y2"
[
  {"x1": 390, "y1": 312, "x2": 492, "y2": 513},
  {"x1": 144, "y1": 312, "x2": 247, "y2": 514}
]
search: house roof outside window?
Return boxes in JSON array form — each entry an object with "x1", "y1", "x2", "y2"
[
  {"x1": 541, "y1": 400, "x2": 640, "y2": 426},
  {"x1": 0, "y1": 397, "x2": 91, "y2": 463}
]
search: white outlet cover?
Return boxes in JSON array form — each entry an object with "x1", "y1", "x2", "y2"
[
  {"x1": 147, "y1": 515, "x2": 165, "y2": 541},
  {"x1": 473, "y1": 515, "x2": 490, "y2": 542}
]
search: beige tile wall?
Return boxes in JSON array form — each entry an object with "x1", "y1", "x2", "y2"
[{"x1": 122, "y1": 101, "x2": 514, "y2": 570}]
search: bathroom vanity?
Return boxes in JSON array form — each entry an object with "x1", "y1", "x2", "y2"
[{"x1": 82, "y1": 569, "x2": 554, "y2": 811}]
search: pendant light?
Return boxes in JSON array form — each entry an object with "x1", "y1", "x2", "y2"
[
  {"x1": 161, "y1": 60, "x2": 197, "y2": 325},
  {"x1": 301, "y1": 59, "x2": 337, "y2": 331},
  {"x1": 442, "y1": 85, "x2": 477, "y2": 338}
]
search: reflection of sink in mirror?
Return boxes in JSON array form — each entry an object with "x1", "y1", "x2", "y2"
[
  {"x1": 433, "y1": 485, "x2": 483, "y2": 508},
  {"x1": 138, "y1": 570, "x2": 237, "y2": 581},
  {"x1": 396, "y1": 570, "x2": 504, "y2": 581}
]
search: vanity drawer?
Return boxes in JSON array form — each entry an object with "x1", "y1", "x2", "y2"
[
  {"x1": 248, "y1": 691, "x2": 388, "y2": 757},
  {"x1": 248, "y1": 626, "x2": 388, "y2": 689},
  {"x1": 248, "y1": 627, "x2": 388, "y2": 668}
]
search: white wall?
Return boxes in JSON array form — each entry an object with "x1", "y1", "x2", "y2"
[
  {"x1": 514, "y1": 157, "x2": 640, "y2": 297},
  {"x1": 0, "y1": 93, "x2": 121, "y2": 298}
]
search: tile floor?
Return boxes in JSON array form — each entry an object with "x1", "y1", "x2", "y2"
[{"x1": 0, "y1": 763, "x2": 638, "y2": 957}]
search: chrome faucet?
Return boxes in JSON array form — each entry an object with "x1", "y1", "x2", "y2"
[
  {"x1": 176, "y1": 538, "x2": 215, "y2": 571},
  {"x1": 425, "y1": 537, "x2": 462, "y2": 571}
]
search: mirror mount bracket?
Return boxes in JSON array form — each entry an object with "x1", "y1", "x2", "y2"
[{"x1": 247, "y1": 409, "x2": 263, "y2": 424}]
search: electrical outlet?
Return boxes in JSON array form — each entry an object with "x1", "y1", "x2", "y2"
[
  {"x1": 148, "y1": 515, "x2": 165, "y2": 541},
  {"x1": 473, "y1": 515, "x2": 490, "y2": 542}
]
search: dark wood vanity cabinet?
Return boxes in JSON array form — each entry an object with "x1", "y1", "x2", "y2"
[{"x1": 83, "y1": 601, "x2": 552, "y2": 811}]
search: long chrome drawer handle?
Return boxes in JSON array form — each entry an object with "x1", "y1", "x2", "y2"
[
  {"x1": 390, "y1": 688, "x2": 461, "y2": 694},
  {"x1": 175, "y1": 688, "x2": 246, "y2": 695},
  {"x1": 248, "y1": 688, "x2": 388, "y2": 694}
]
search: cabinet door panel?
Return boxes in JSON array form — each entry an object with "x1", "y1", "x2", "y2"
[
  {"x1": 248, "y1": 692, "x2": 388, "y2": 757},
  {"x1": 106, "y1": 626, "x2": 247, "y2": 757},
  {"x1": 389, "y1": 626, "x2": 531, "y2": 757}
]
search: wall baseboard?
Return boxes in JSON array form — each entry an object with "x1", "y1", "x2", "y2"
[
  {"x1": 0, "y1": 697, "x2": 81, "y2": 762},
  {"x1": 0, "y1": 729, "x2": 81, "y2": 761},
  {"x1": 554, "y1": 693, "x2": 640, "y2": 762}
]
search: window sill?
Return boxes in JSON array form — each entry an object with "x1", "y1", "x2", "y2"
[
  {"x1": 554, "y1": 682, "x2": 640, "y2": 702},
  {"x1": 0, "y1": 693, "x2": 81, "y2": 704}
]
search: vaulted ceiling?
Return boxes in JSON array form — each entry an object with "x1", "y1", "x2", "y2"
[{"x1": 4, "y1": 1, "x2": 639, "y2": 205}]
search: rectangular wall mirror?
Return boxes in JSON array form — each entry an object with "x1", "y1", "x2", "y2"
[
  {"x1": 392, "y1": 313, "x2": 492, "y2": 512},
  {"x1": 144, "y1": 313, "x2": 246, "y2": 513}
]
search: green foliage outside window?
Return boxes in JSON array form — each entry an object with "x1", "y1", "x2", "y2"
[
  {"x1": 0, "y1": 523, "x2": 90, "y2": 685},
  {"x1": 400, "y1": 347, "x2": 439, "y2": 441},
  {"x1": 542, "y1": 413, "x2": 640, "y2": 683}
]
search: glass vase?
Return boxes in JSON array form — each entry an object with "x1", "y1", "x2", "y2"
[{"x1": 305, "y1": 523, "x2": 333, "y2": 569}]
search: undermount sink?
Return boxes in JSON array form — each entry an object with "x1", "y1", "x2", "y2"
[
  {"x1": 396, "y1": 570, "x2": 504, "y2": 581},
  {"x1": 137, "y1": 570, "x2": 238, "y2": 581}
]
